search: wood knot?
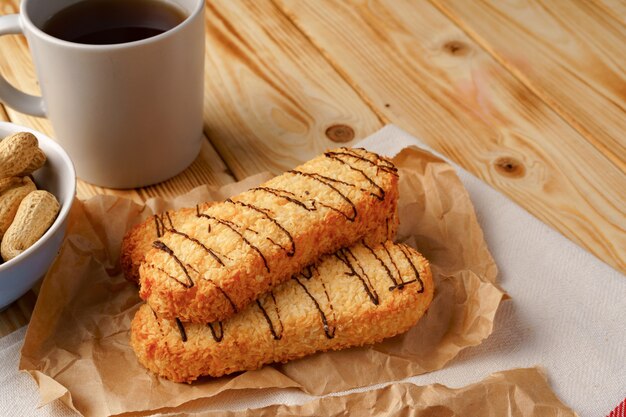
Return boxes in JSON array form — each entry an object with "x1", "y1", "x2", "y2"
[
  {"x1": 325, "y1": 124, "x2": 355, "y2": 143},
  {"x1": 443, "y1": 40, "x2": 468, "y2": 56},
  {"x1": 494, "y1": 157, "x2": 525, "y2": 178}
]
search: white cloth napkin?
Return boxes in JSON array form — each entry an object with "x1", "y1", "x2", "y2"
[{"x1": 1, "y1": 125, "x2": 624, "y2": 417}]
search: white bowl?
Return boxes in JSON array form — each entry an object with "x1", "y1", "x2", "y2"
[{"x1": 0, "y1": 122, "x2": 76, "y2": 310}]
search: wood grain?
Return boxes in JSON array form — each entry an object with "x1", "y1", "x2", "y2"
[
  {"x1": 592, "y1": 0, "x2": 626, "y2": 25},
  {"x1": 202, "y1": 0, "x2": 383, "y2": 179},
  {"x1": 275, "y1": 0, "x2": 626, "y2": 273},
  {"x1": 432, "y1": 0, "x2": 626, "y2": 170}
]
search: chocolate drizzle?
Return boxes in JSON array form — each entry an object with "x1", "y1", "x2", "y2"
[
  {"x1": 185, "y1": 263, "x2": 238, "y2": 313},
  {"x1": 173, "y1": 319, "x2": 225, "y2": 344},
  {"x1": 154, "y1": 211, "x2": 174, "y2": 238},
  {"x1": 175, "y1": 318, "x2": 187, "y2": 342},
  {"x1": 167, "y1": 241, "x2": 426, "y2": 344},
  {"x1": 150, "y1": 308, "x2": 167, "y2": 339},
  {"x1": 168, "y1": 229, "x2": 225, "y2": 266},
  {"x1": 150, "y1": 241, "x2": 236, "y2": 310},
  {"x1": 152, "y1": 241, "x2": 194, "y2": 288},
  {"x1": 207, "y1": 322, "x2": 224, "y2": 342},
  {"x1": 335, "y1": 248, "x2": 379, "y2": 305},
  {"x1": 252, "y1": 187, "x2": 316, "y2": 211},
  {"x1": 327, "y1": 148, "x2": 398, "y2": 176},
  {"x1": 146, "y1": 148, "x2": 399, "y2": 327},
  {"x1": 383, "y1": 245, "x2": 405, "y2": 290},
  {"x1": 173, "y1": 317, "x2": 224, "y2": 344},
  {"x1": 300, "y1": 264, "x2": 315, "y2": 279},
  {"x1": 195, "y1": 206, "x2": 270, "y2": 272},
  {"x1": 257, "y1": 292, "x2": 284, "y2": 340},
  {"x1": 389, "y1": 278, "x2": 420, "y2": 291},
  {"x1": 293, "y1": 274, "x2": 336, "y2": 339},
  {"x1": 366, "y1": 241, "x2": 424, "y2": 292},
  {"x1": 324, "y1": 152, "x2": 385, "y2": 200},
  {"x1": 217, "y1": 287, "x2": 238, "y2": 313},
  {"x1": 288, "y1": 170, "x2": 358, "y2": 221},
  {"x1": 145, "y1": 264, "x2": 185, "y2": 288},
  {"x1": 397, "y1": 244, "x2": 424, "y2": 293},
  {"x1": 276, "y1": 149, "x2": 395, "y2": 222},
  {"x1": 362, "y1": 240, "x2": 399, "y2": 287},
  {"x1": 226, "y1": 198, "x2": 295, "y2": 256}
]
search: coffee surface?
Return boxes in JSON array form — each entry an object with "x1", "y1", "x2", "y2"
[{"x1": 43, "y1": 0, "x2": 186, "y2": 45}]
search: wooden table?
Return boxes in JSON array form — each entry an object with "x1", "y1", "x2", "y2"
[{"x1": 0, "y1": 0, "x2": 624, "y2": 337}]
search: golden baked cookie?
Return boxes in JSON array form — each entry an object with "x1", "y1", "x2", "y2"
[
  {"x1": 137, "y1": 148, "x2": 400, "y2": 323},
  {"x1": 131, "y1": 240, "x2": 433, "y2": 383},
  {"x1": 121, "y1": 202, "x2": 213, "y2": 284}
]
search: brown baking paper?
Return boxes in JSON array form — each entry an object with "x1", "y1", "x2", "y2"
[
  {"x1": 174, "y1": 368, "x2": 577, "y2": 416},
  {"x1": 19, "y1": 147, "x2": 506, "y2": 417}
]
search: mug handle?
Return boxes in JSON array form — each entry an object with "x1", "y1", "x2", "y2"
[{"x1": 0, "y1": 14, "x2": 46, "y2": 117}]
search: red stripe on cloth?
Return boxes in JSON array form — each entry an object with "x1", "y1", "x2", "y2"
[{"x1": 607, "y1": 398, "x2": 626, "y2": 417}]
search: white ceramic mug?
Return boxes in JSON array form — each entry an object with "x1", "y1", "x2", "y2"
[{"x1": 0, "y1": 0, "x2": 205, "y2": 188}]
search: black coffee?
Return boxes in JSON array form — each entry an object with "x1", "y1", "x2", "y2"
[{"x1": 43, "y1": 0, "x2": 186, "y2": 45}]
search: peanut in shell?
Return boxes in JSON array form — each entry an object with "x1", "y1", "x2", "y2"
[
  {"x1": 1, "y1": 190, "x2": 60, "y2": 262},
  {"x1": 0, "y1": 132, "x2": 40, "y2": 179},
  {"x1": 0, "y1": 176, "x2": 36, "y2": 241}
]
